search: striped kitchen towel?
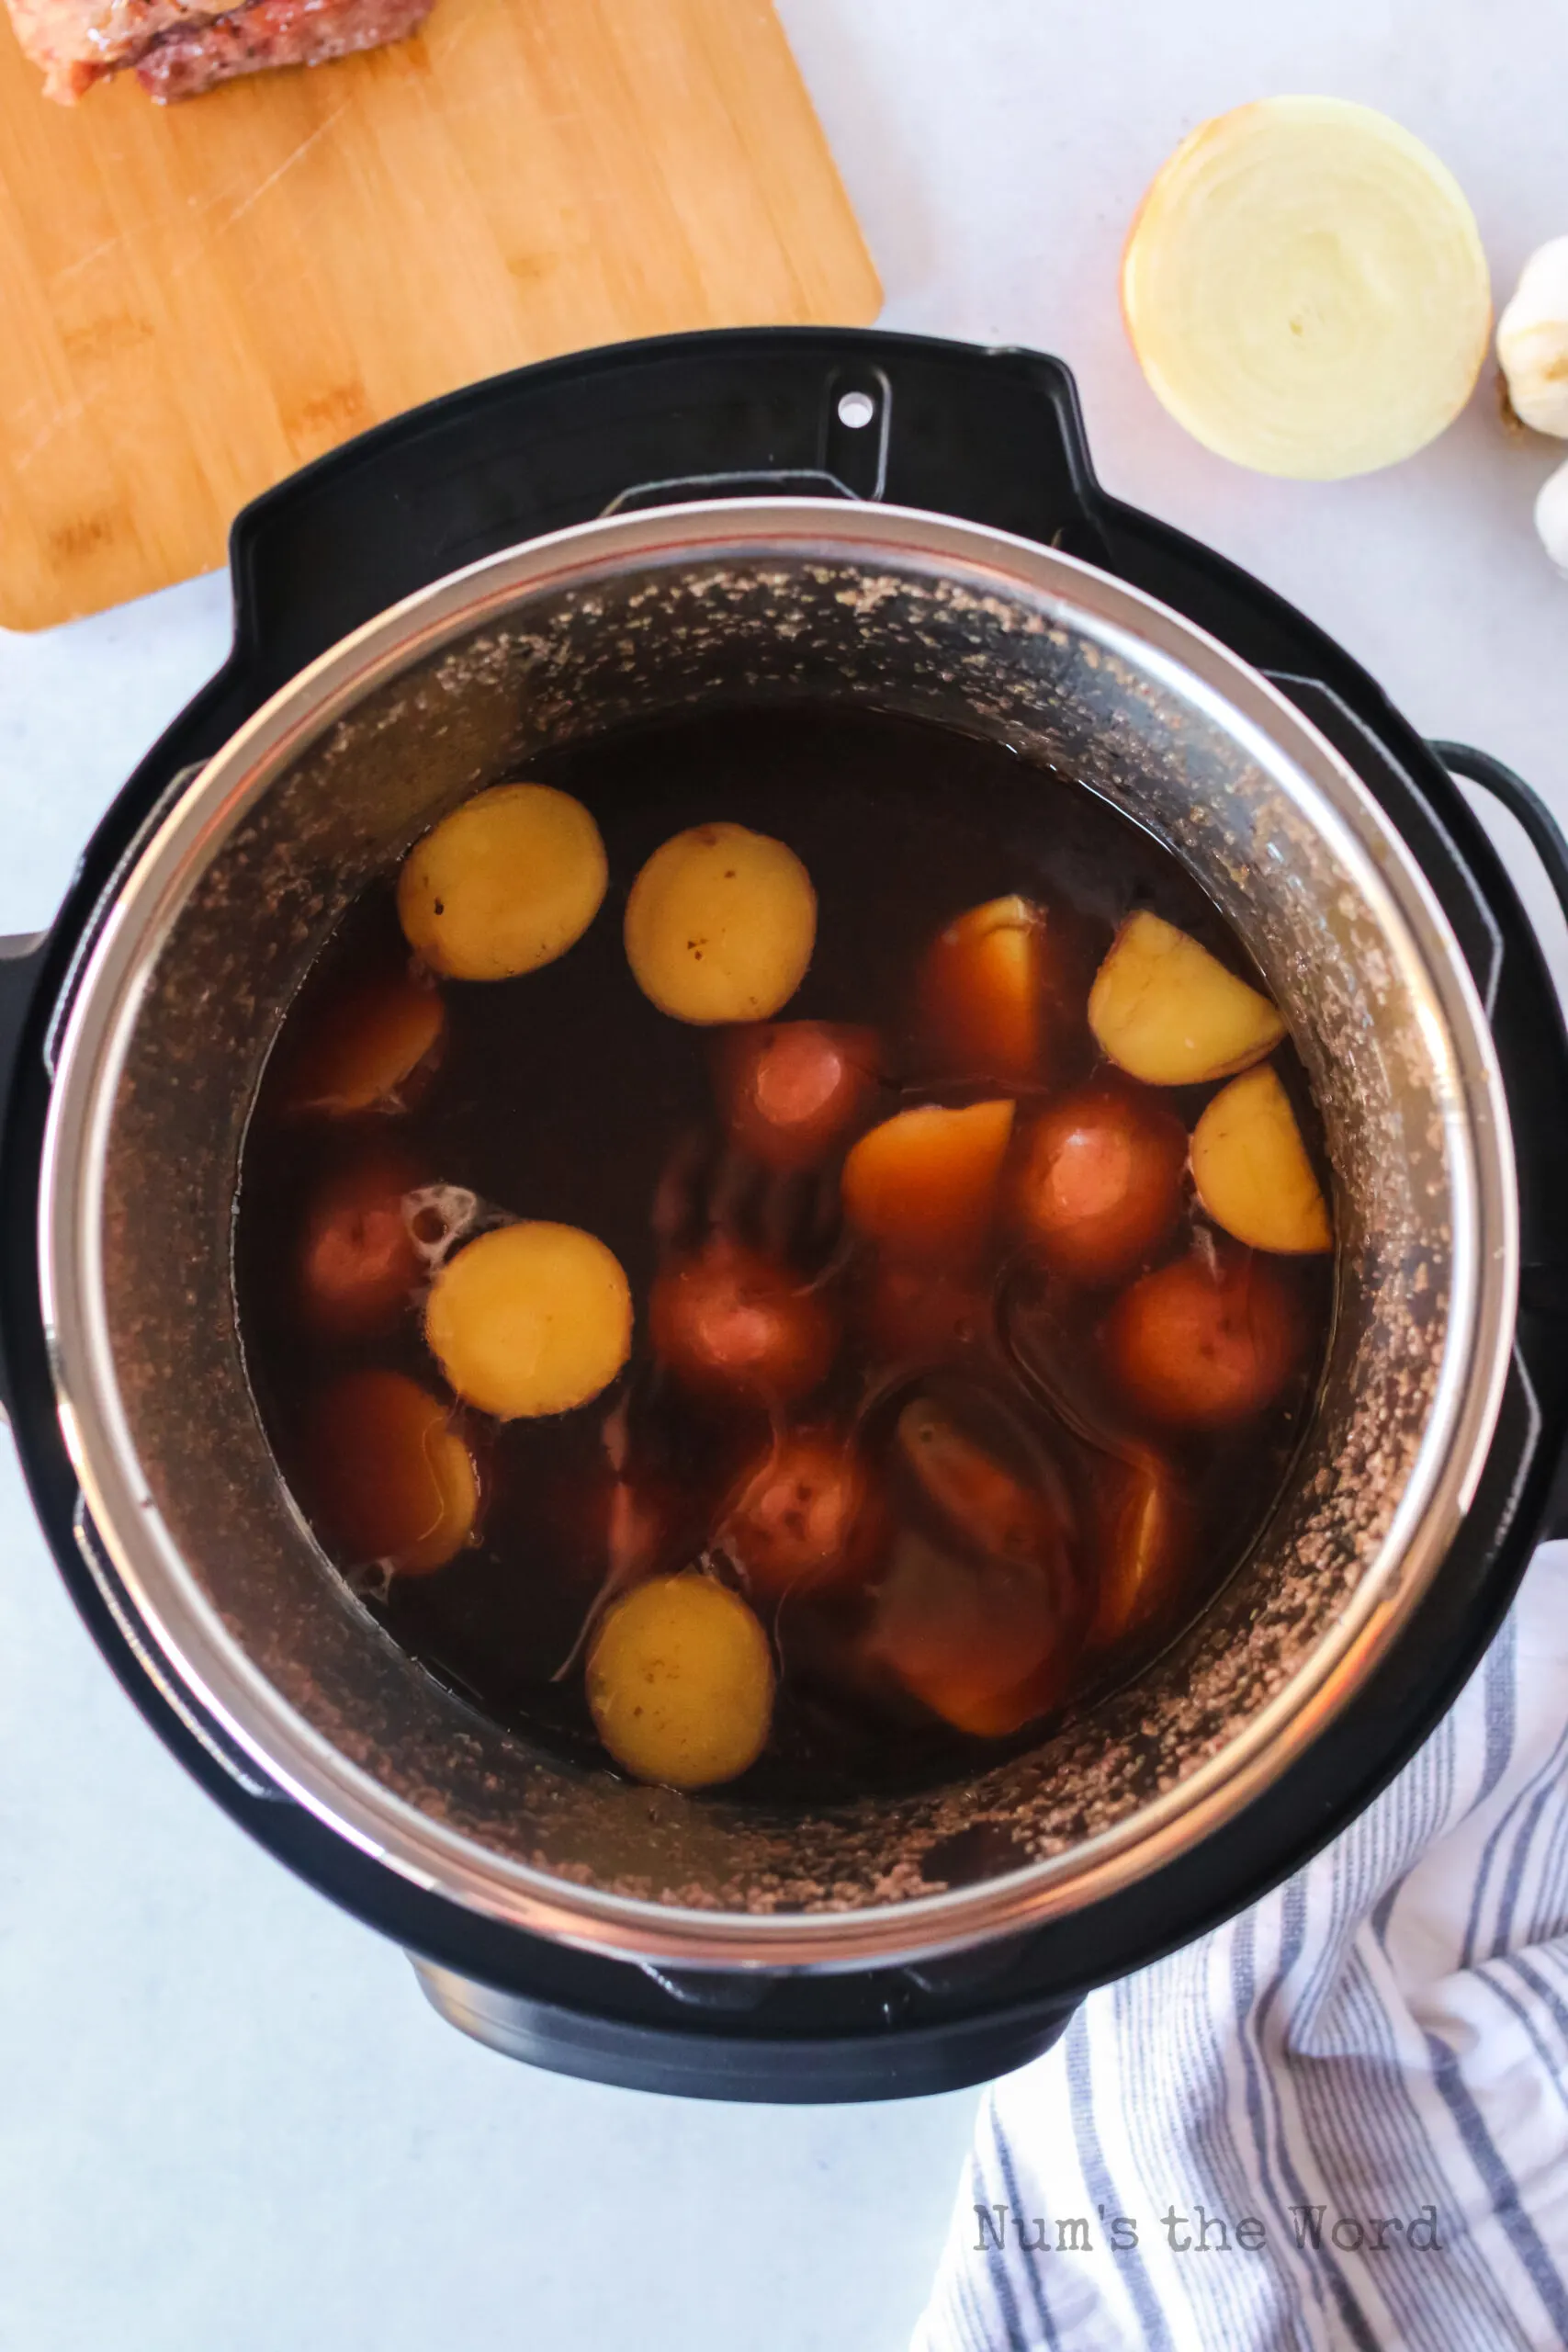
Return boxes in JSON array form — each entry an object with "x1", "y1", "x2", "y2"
[{"x1": 913, "y1": 1541, "x2": 1568, "y2": 2352}]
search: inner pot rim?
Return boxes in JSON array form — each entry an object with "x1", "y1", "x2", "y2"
[{"x1": 38, "y1": 499, "x2": 1518, "y2": 1970}]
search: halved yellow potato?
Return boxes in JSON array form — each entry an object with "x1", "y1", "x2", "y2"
[
  {"x1": 1090, "y1": 1449, "x2": 1186, "y2": 1649},
  {"x1": 587, "y1": 1571, "x2": 774, "y2": 1788},
  {"x1": 1191, "y1": 1064, "x2": 1332, "y2": 1253},
  {"x1": 625, "y1": 822, "x2": 816, "y2": 1023},
  {"x1": 920, "y1": 896, "x2": 1048, "y2": 1080},
  {"x1": 1122, "y1": 97, "x2": 1492, "y2": 479},
  {"x1": 285, "y1": 971, "x2": 446, "y2": 1114},
  {"x1": 841, "y1": 1100, "x2": 1015, "y2": 1262},
  {"x1": 303, "y1": 1369, "x2": 479, "y2": 1575},
  {"x1": 425, "y1": 1221, "x2": 632, "y2": 1418},
  {"x1": 1089, "y1": 911, "x2": 1283, "y2": 1086},
  {"x1": 398, "y1": 783, "x2": 607, "y2": 980}
]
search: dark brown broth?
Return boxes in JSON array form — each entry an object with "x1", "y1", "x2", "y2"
[{"x1": 236, "y1": 704, "x2": 1332, "y2": 1803}]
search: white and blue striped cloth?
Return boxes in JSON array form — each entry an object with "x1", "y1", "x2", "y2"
[{"x1": 915, "y1": 1542, "x2": 1568, "y2": 2351}]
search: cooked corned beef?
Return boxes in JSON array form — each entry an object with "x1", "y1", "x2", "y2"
[{"x1": 6, "y1": 0, "x2": 433, "y2": 103}]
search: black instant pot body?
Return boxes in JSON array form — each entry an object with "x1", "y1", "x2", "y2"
[{"x1": 5, "y1": 329, "x2": 1568, "y2": 2103}]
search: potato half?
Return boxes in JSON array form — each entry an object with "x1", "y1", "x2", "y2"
[
  {"x1": 587, "y1": 1572, "x2": 774, "y2": 1788},
  {"x1": 1089, "y1": 912, "x2": 1283, "y2": 1086},
  {"x1": 1089, "y1": 1450, "x2": 1186, "y2": 1649},
  {"x1": 425, "y1": 1221, "x2": 632, "y2": 1419},
  {"x1": 1191, "y1": 1065, "x2": 1332, "y2": 1253},
  {"x1": 625, "y1": 822, "x2": 816, "y2": 1023},
  {"x1": 1122, "y1": 96, "x2": 1491, "y2": 479},
  {"x1": 841, "y1": 1100, "x2": 1015, "y2": 1262},
  {"x1": 398, "y1": 784, "x2": 607, "y2": 981},
  {"x1": 285, "y1": 971, "x2": 445, "y2": 1115},
  {"x1": 919, "y1": 896, "x2": 1048, "y2": 1080},
  {"x1": 303, "y1": 1369, "x2": 479, "y2": 1575}
]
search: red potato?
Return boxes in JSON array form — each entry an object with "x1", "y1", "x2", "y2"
[
  {"x1": 1015, "y1": 1080, "x2": 1187, "y2": 1283},
  {"x1": 1089, "y1": 1449, "x2": 1188, "y2": 1648},
  {"x1": 295, "y1": 1155, "x2": 423, "y2": 1339},
  {"x1": 301, "y1": 1369, "x2": 479, "y2": 1574},
  {"x1": 718, "y1": 1022, "x2": 880, "y2": 1169},
  {"x1": 1103, "y1": 1242, "x2": 1304, "y2": 1428},
  {"x1": 920, "y1": 896, "x2": 1049, "y2": 1080},
  {"x1": 649, "y1": 1241, "x2": 836, "y2": 1406},
  {"x1": 283, "y1": 968, "x2": 445, "y2": 1115},
  {"x1": 722, "y1": 1430, "x2": 881, "y2": 1599},
  {"x1": 863, "y1": 1530, "x2": 1076, "y2": 1737},
  {"x1": 841, "y1": 1099, "x2": 1015, "y2": 1263}
]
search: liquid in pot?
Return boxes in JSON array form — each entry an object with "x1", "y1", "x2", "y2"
[{"x1": 235, "y1": 705, "x2": 1334, "y2": 1804}]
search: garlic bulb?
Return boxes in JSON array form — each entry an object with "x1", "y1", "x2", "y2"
[
  {"x1": 1536, "y1": 457, "x2": 1568, "y2": 574},
  {"x1": 1497, "y1": 237, "x2": 1568, "y2": 436}
]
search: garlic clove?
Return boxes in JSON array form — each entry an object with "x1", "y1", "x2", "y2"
[
  {"x1": 1497, "y1": 237, "x2": 1568, "y2": 438},
  {"x1": 1536, "y1": 457, "x2": 1568, "y2": 575}
]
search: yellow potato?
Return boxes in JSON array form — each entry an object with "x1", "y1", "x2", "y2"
[
  {"x1": 285, "y1": 971, "x2": 446, "y2": 1115},
  {"x1": 1089, "y1": 911, "x2": 1284, "y2": 1085},
  {"x1": 586, "y1": 1572, "x2": 774, "y2": 1788},
  {"x1": 1090, "y1": 1449, "x2": 1186, "y2": 1649},
  {"x1": 303, "y1": 1369, "x2": 480, "y2": 1576},
  {"x1": 1190, "y1": 1064, "x2": 1333, "y2": 1254},
  {"x1": 624, "y1": 822, "x2": 816, "y2": 1023},
  {"x1": 424, "y1": 1221, "x2": 632, "y2": 1418},
  {"x1": 841, "y1": 1099, "x2": 1015, "y2": 1263},
  {"x1": 398, "y1": 784, "x2": 607, "y2": 980},
  {"x1": 920, "y1": 896, "x2": 1049, "y2": 1080}
]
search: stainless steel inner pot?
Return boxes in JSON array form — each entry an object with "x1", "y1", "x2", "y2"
[{"x1": 39, "y1": 501, "x2": 1517, "y2": 1970}]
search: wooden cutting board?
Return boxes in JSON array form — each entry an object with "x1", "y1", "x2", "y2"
[{"x1": 0, "y1": 0, "x2": 880, "y2": 629}]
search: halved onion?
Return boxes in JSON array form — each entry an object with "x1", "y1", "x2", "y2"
[{"x1": 1122, "y1": 96, "x2": 1491, "y2": 479}]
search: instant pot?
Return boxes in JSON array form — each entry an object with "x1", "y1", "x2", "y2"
[{"x1": 6, "y1": 328, "x2": 1568, "y2": 2103}]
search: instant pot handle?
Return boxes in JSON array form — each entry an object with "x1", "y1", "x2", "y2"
[
  {"x1": 0, "y1": 930, "x2": 52, "y2": 1421},
  {"x1": 1431, "y1": 741, "x2": 1568, "y2": 1542},
  {"x1": 1431, "y1": 743, "x2": 1568, "y2": 940},
  {"x1": 226, "y1": 333, "x2": 1114, "y2": 680},
  {"x1": 602, "y1": 361, "x2": 894, "y2": 513}
]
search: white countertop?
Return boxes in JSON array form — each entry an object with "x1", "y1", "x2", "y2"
[{"x1": 2, "y1": 6, "x2": 1565, "y2": 2347}]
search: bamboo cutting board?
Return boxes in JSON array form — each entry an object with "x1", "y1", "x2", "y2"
[{"x1": 0, "y1": 0, "x2": 880, "y2": 629}]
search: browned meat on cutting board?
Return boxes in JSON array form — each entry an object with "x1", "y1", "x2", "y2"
[
  {"x1": 5, "y1": 0, "x2": 434, "y2": 101},
  {"x1": 137, "y1": 0, "x2": 434, "y2": 99}
]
